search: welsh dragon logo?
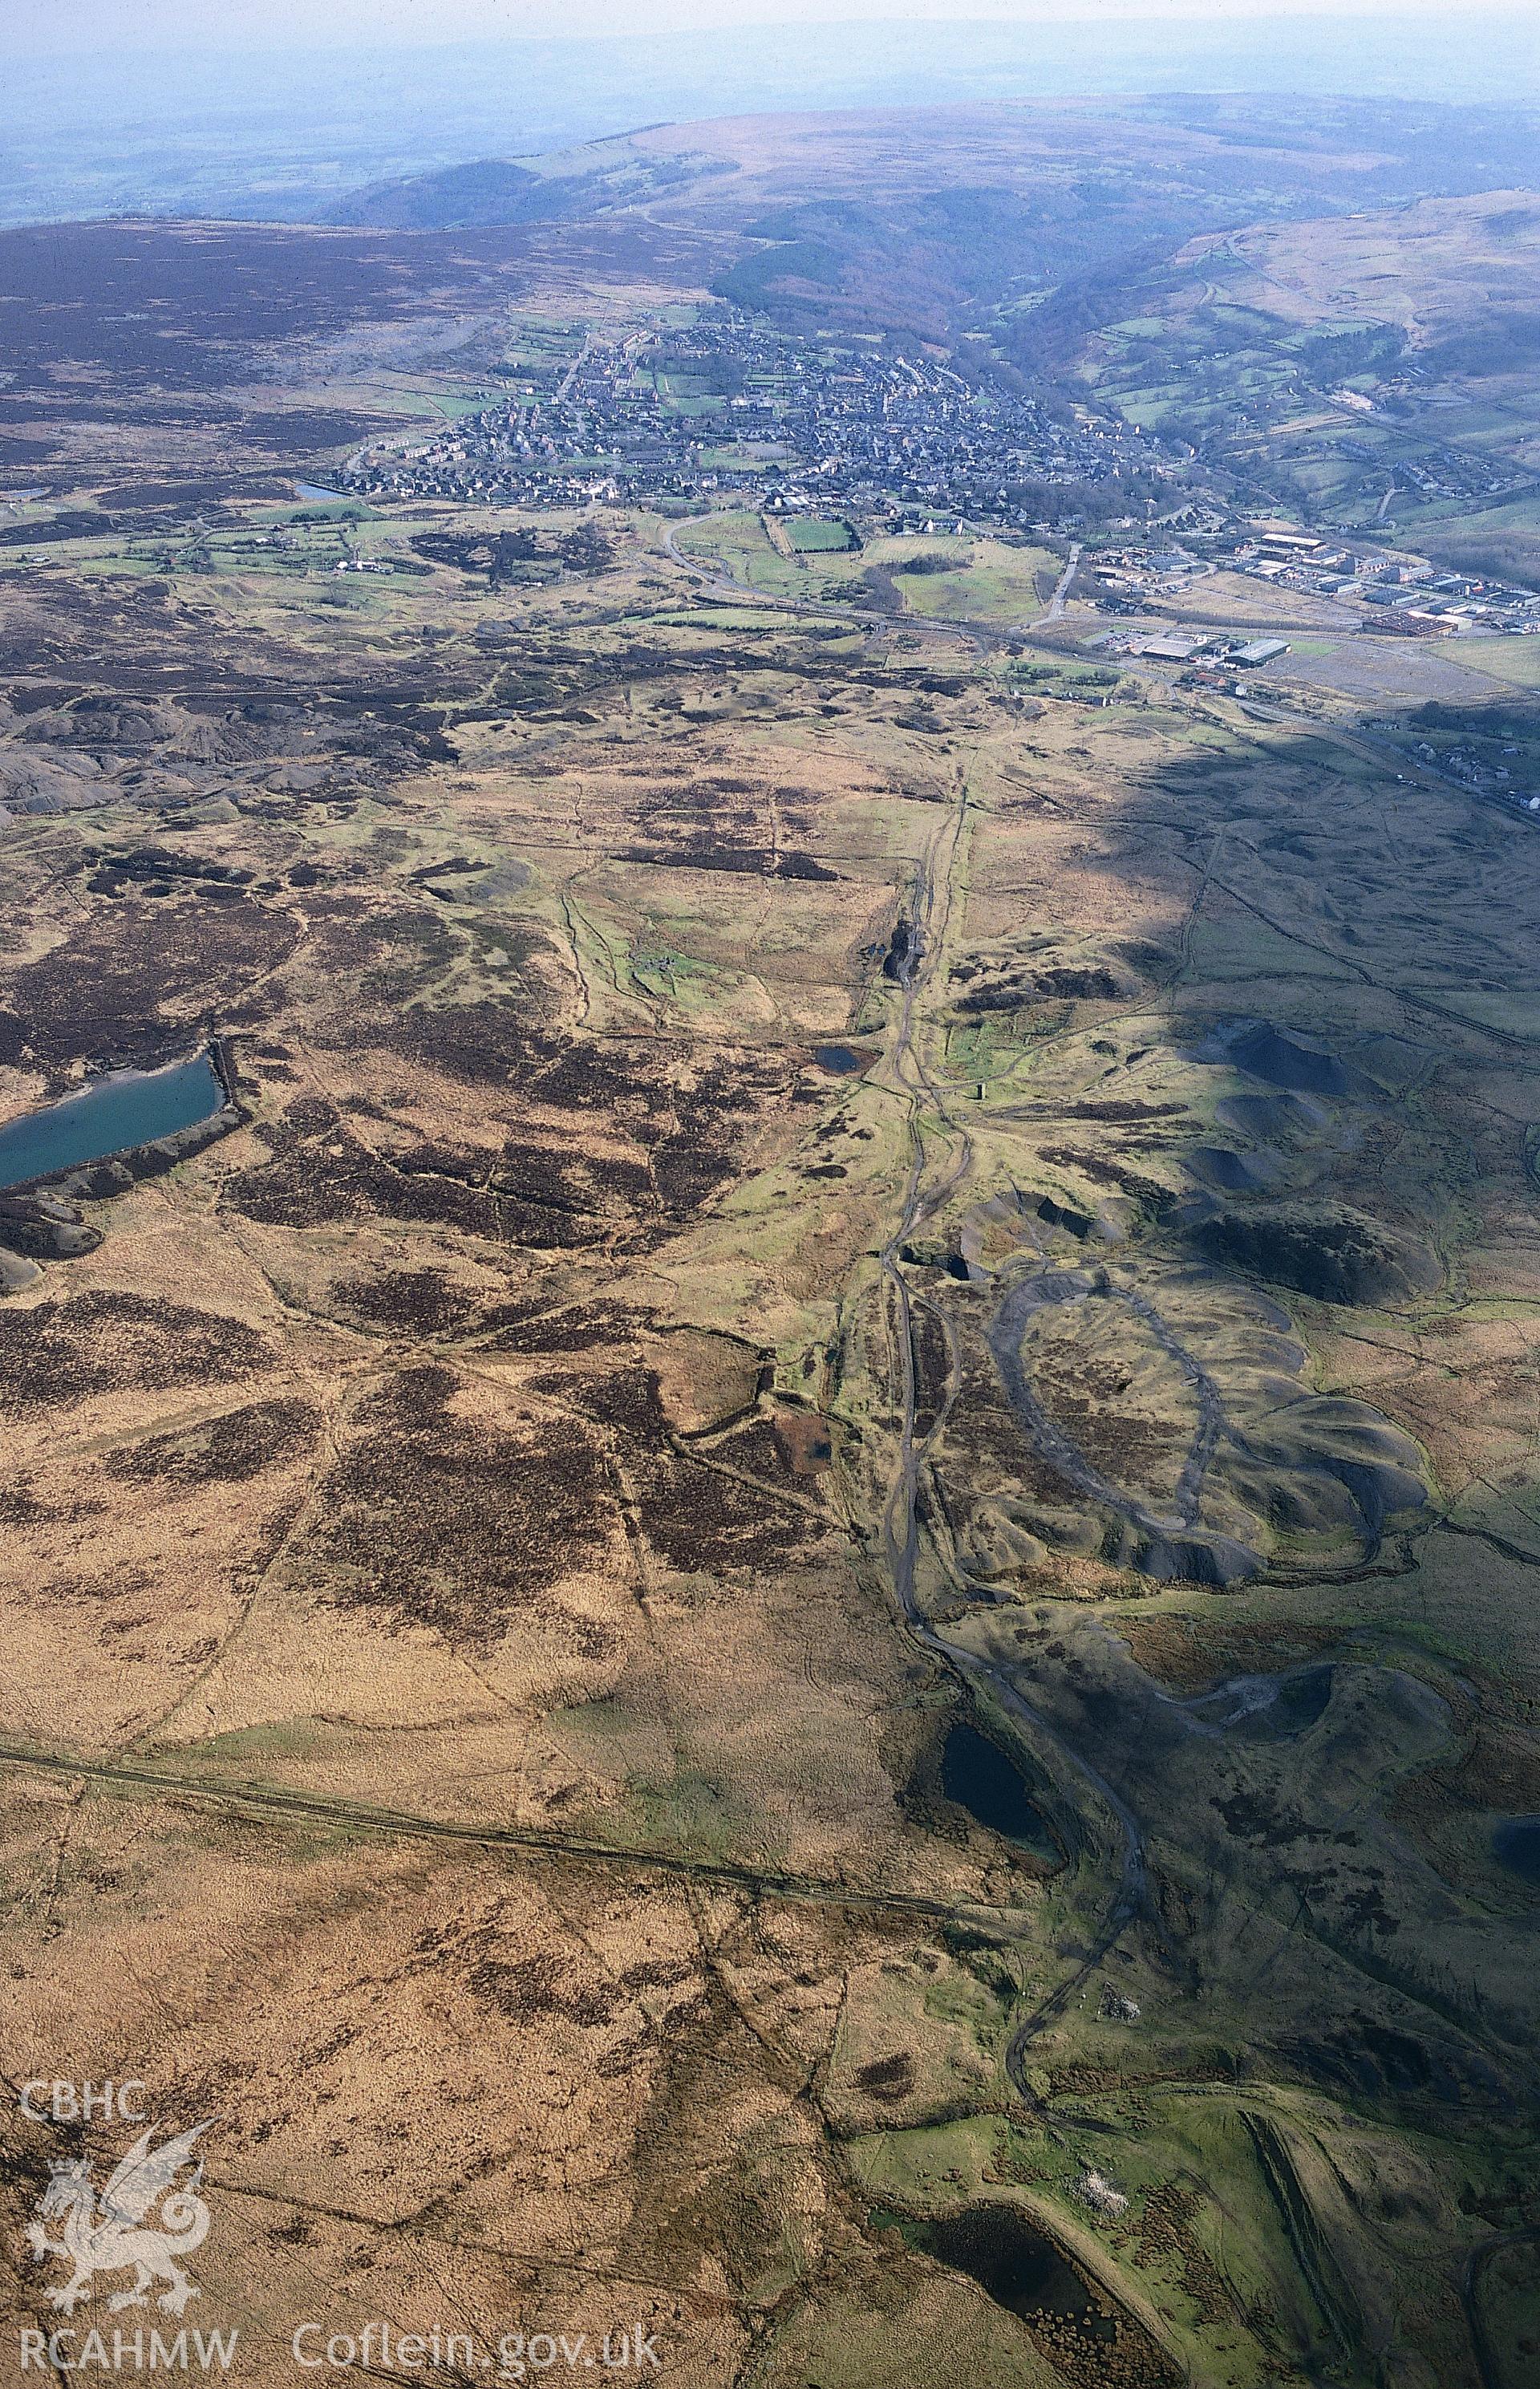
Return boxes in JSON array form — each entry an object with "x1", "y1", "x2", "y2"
[{"x1": 27, "y1": 2122, "x2": 214, "y2": 2318}]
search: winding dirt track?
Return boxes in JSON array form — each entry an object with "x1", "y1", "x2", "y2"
[
  {"x1": 865, "y1": 786, "x2": 1157, "y2": 2095},
  {"x1": 987, "y1": 1269, "x2": 1257, "y2": 1581}
]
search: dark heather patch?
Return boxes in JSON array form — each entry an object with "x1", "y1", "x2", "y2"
[
  {"x1": 359, "y1": 1022, "x2": 792, "y2": 1239},
  {"x1": 330, "y1": 1268, "x2": 476, "y2": 1334},
  {"x1": 525, "y1": 1039, "x2": 676, "y2": 1119},
  {"x1": 496, "y1": 1199, "x2": 610, "y2": 1251},
  {"x1": 494, "y1": 1137, "x2": 651, "y2": 1219},
  {"x1": 222, "y1": 1099, "x2": 506, "y2": 1239},
  {"x1": 309, "y1": 1363, "x2": 618, "y2": 1649},
  {"x1": 0, "y1": 902, "x2": 299, "y2": 1070},
  {"x1": 105, "y1": 1397, "x2": 320, "y2": 1484},
  {"x1": 713, "y1": 1417, "x2": 798, "y2": 1481},
  {"x1": 389, "y1": 1000, "x2": 538, "y2": 1086},
  {"x1": 0, "y1": 1473, "x2": 107, "y2": 1526},
  {"x1": 0, "y1": 1476, "x2": 50, "y2": 1524},
  {"x1": 564, "y1": 1365, "x2": 672, "y2": 1448},
  {"x1": 465, "y1": 1955, "x2": 619, "y2": 2026},
  {"x1": 854, "y1": 2052, "x2": 915, "y2": 2101},
  {"x1": 0, "y1": 1293, "x2": 274, "y2": 1417},
  {"x1": 481, "y1": 1300, "x2": 646, "y2": 1355},
  {"x1": 539, "y1": 1364, "x2": 813, "y2": 1570},
  {"x1": 635, "y1": 1449, "x2": 811, "y2": 1572},
  {"x1": 646, "y1": 1061, "x2": 791, "y2": 1219}
]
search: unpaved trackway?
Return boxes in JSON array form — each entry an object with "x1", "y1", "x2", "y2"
[{"x1": 0, "y1": 1738, "x2": 1015, "y2": 1932}]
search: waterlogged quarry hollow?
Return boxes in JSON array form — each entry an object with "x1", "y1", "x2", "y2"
[
  {"x1": 0, "y1": 1053, "x2": 225, "y2": 1190},
  {"x1": 874, "y1": 2202, "x2": 1177, "y2": 2383},
  {"x1": 940, "y1": 1721, "x2": 1062, "y2": 1866},
  {"x1": 1493, "y1": 1817, "x2": 1540, "y2": 1886},
  {"x1": 919, "y1": 2204, "x2": 1101, "y2": 2329}
]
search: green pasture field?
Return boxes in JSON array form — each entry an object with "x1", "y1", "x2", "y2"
[
  {"x1": 865, "y1": 533, "x2": 1057, "y2": 624},
  {"x1": 787, "y1": 517, "x2": 856, "y2": 553},
  {"x1": 676, "y1": 511, "x2": 866, "y2": 602},
  {"x1": 654, "y1": 374, "x2": 722, "y2": 416},
  {"x1": 1451, "y1": 635, "x2": 1540, "y2": 690}
]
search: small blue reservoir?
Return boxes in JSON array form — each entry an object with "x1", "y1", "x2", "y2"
[{"x1": 0, "y1": 1054, "x2": 225, "y2": 1190}]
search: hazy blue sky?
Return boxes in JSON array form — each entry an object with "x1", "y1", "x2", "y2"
[{"x1": 11, "y1": 0, "x2": 1499, "y2": 53}]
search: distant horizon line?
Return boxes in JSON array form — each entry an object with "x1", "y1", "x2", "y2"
[{"x1": 13, "y1": 4, "x2": 1537, "y2": 66}]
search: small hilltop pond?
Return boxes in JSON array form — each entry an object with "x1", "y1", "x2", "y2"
[
  {"x1": 0, "y1": 1054, "x2": 225, "y2": 1190},
  {"x1": 813, "y1": 1042, "x2": 875, "y2": 1075},
  {"x1": 1493, "y1": 1817, "x2": 1540, "y2": 1886},
  {"x1": 941, "y1": 1722, "x2": 1061, "y2": 1866}
]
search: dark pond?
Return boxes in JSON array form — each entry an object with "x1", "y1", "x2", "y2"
[
  {"x1": 0, "y1": 1055, "x2": 225, "y2": 1190},
  {"x1": 941, "y1": 1722, "x2": 1060, "y2": 1864},
  {"x1": 905, "y1": 2204, "x2": 1102, "y2": 2328},
  {"x1": 1269, "y1": 1665, "x2": 1335, "y2": 1734},
  {"x1": 875, "y1": 2200, "x2": 1173, "y2": 2380},
  {"x1": 813, "y1": 1043, "x2": 868, "y2": 1074},
  {"x1": 1493, "y1": 1816, "x2": 1540, "y2": 1886}
]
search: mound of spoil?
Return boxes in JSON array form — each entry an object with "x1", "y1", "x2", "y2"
[
  {"x1": 1116, "y1": 1523, "x2": 1262, "y2": 1587},
  {"x1": 0, "y1": 1193, "x2": 99, "y2": 1260},
  {"x1": 1196, "y1": 1017, "x2": 1380, "y2": 1101},
  {"x1": 1189, "y1": 1203, "x2": 1440, "y2": 1307},
  {"x1": 1186, "y1": 1144, "x2": 1284, "y2": 1194},
  {"x1": 1215, "y1": 1090, "x2": 1327, "y2": 1141},
  {"x1": 956, "y1": 959, "x2": 1140, "y2": 1012}
]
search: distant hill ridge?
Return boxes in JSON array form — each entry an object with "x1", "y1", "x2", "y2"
[
  {"x1": 323, "y1": 160, "x2": 546, "y2": 229},
  {"x1": 321, "y1": 142, "x2": 711, "y2": 231}
]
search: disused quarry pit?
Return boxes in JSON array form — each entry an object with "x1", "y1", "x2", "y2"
[
  {"x1": 1493, "y1": 1816, "x2": 1540, "y2": 1886},
  {"x1": 902, "y1": 1716, "x2": 1067, "y2": 1872},
  {"x1": 875, "y1": 2201, "x2": 1179, "y2": 2389},
  {"x1": 939, "y1": 1720, "x2": 1064, "y2": 1868},
  {"x1": 0, "y1": 1044, "x2": 248, "y2": 1288}
]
